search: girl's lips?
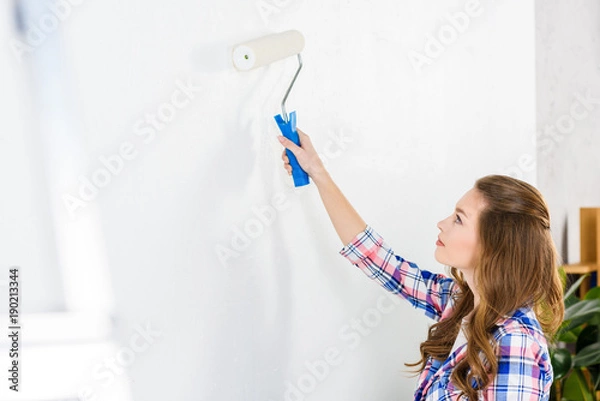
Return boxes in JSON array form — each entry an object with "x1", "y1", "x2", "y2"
[{"x1": 436, "y1": 238, "x2": 445, "y2": 246}]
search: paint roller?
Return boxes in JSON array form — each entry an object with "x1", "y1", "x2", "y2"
[{"x1": 232, "y1": 30, "x2": 309, "y2": 187}]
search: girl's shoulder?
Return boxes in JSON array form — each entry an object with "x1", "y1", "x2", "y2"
[{"x1": 492, "y1": 305, "x2": 548, "y2": 347}]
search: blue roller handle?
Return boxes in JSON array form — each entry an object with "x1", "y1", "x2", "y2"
[{"x1": 274, "y1": 110, "x2": 310, "y2": 187}]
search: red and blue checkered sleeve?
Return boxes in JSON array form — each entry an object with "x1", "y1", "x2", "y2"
[
  {"x1": 483, "y1": 329, "x2": 553, "y2": 400},
  {"x1": 339, "y1": 224, "x2": 457, "y2": 321}
]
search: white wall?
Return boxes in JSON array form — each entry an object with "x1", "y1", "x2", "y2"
[
  {"x1": 0, "y1": 0, "x2": 66, "y2": 314},
  {"x1": 536, "y1": 0, "x2": 600, "y2": 264},
  {"x1": 2, "y1": 0, "x2": 538, "y2": 400}
]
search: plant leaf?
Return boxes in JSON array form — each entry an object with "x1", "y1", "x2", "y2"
[
  {"x1": 584, "y1": 286, "x2": 600, "y2": 301},
  {"x1": 588, "y1": 365, "x2": 600, "y2": 391},
  {"x1": 574, "y1": 344, "x2": 600, "y2": 367},
  {"x1": 562, "y1": 369, "x2": 595, "y2": 401},
  {"x1": 565, "y1": 274, "x2": 590, "y2": 300},
  {"x1": 577, "y1": 326, "x2": 600, "y2": 354},
  {"x1": 552, "y1": 347, "x2": 573, "y2": 381},
  {"x1": 562, "y1": 299, "x2": 600, "y2": 333},
  {"x1": 559, "y1": 330, "x2": 580, "y2": 343},
  {"x1": 566, "y1": 294, "x2": 581, "y2": 309}
]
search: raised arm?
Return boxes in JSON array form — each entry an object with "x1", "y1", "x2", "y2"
[
  {"x1": 278, "y1": 129, "x2": 367, "y2": 245},
  {"x1": 278, "y1": 129, "x2": 457, "y2": 320}
]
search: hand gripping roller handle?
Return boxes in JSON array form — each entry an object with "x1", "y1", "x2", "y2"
[
  {"x1": 232, "y1": 30, "x2": 310, "y2": 187},
  {"x1": 274, "y1": 111, "x2": 309, "y2": 186}
]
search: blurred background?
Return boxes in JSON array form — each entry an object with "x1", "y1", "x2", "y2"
[{"x1": 0, "y1": 0, "x2": 598, "y2": 400}]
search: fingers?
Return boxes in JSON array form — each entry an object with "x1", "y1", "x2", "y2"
[
  {"x1": 278, "y1": 135, "x2": 302, "y2": 155},
  {"x1": 281, "y1": 149, "x2": 292, "y2": 175},
  {"x1": 278, "y1": 129, "x2": 310, "y2": 177},
  {"x1": 296, "y1": 128, "x2": 311, "y2": 144}
]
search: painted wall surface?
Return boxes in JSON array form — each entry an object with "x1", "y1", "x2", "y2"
[
  {"x1": 536, "y1": 0, "x2": 600, "y2": 264},
  {"x1": 0, "y1": 0, "x2": 67, "y2": 314},
  {"x1": 1, "y1": 0, "x2": 538, "y2": 400}
]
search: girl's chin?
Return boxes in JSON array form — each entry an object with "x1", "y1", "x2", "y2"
[{"x1": 433, "y1": 249, "x2": 446, "y2": 265}]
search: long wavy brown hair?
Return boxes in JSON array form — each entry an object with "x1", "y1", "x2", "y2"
[{"x1": 406, "y1": 175, "x2": 565, "y2": 399}]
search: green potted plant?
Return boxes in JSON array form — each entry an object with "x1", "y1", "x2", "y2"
[{"x1": 551, "y1": 274, "x2": 600, "y2": 400}]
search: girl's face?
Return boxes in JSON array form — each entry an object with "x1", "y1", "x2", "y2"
[{"x1": 434, "y1": 188, "x2": 487, "y2": 272}]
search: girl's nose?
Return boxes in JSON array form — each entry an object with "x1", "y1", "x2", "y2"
[{"x1": 437, "y1": 214, "x2": 452, "y2": 231}]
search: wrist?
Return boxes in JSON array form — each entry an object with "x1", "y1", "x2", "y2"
[{"x1": 311, "y1": 168, "x2": 331, "y2": 186}]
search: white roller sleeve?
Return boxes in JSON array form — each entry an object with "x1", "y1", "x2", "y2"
[{"x1": 232, "y1": 30, "x2": 305, "y2": 71}]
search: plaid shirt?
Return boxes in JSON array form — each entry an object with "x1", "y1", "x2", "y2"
[{"x1": 339, "y1": 225, "x2": 553, "y2": 400}]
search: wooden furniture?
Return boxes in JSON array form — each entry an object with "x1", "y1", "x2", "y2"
[{"x1": 563, "y1": 208, "x2": 600, "y2": 296}]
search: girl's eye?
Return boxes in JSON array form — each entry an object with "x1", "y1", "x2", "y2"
[{"x1": 454, "y1": 214, "x2": 462, "y2": 224}]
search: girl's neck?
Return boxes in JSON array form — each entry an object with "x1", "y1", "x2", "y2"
[{"x1": 461, "y1": 269, "x2": 480, "y2": 309}]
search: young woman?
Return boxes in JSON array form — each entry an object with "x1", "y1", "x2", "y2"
[{"x1": 277, "y1": 130, "x2": 565, "y2": 400}]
